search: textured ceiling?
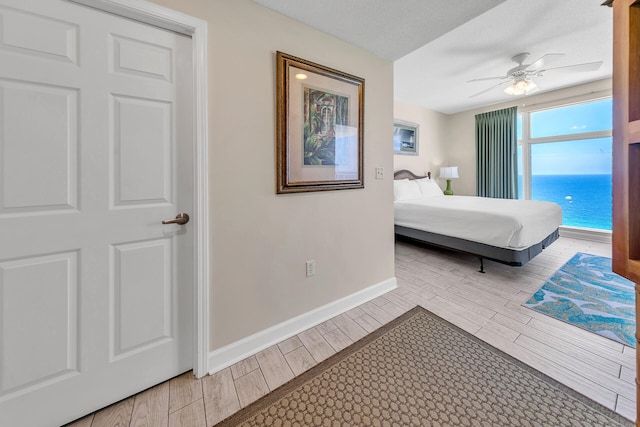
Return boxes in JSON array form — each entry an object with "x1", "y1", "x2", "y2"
[
  {"x1": 252, "y1": 0, "x2": 612, "y2": 114},
  {"x1": 252, "y1": 0, "x2": 506, "y2": 61}
]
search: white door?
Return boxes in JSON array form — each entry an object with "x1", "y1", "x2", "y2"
[{"x1": 0, "y1": 1, "x2": 194, "y2": 426}]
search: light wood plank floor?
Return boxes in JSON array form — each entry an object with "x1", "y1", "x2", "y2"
[{"x1": 66, "y1": 236, "x2": 636, "y2": 426}]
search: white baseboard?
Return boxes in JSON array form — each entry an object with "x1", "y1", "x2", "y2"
[
  {"x1": 207, "y1": 277, "x2": 397, "y2": 375},
  {"x1": 559, "y1": 226, "x2": 612, "y2": 243}
]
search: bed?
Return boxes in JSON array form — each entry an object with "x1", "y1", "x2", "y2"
[{"x1": 393, "y1": 170, "x2": 562, "y2": 272}]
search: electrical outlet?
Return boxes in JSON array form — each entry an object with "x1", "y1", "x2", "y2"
[
  {"x1": 375, "y1": 167, "x2": 384, "y2": 179},
  {"x1": 306, "y1": 260, "x2": 315, "y2": 277}
]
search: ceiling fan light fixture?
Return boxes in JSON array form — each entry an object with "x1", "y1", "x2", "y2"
[{"x1": 504, "y1": 78, "x2": 537, "y2": 96}]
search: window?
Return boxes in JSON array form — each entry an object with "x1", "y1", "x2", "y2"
[
  {"x1": 517, "y1": 98, "x2": 612, "y2": 231},
  {"x1": 530, "y1": 101, "x2": 612, "y2": 138},
  {"x1": 517, "y1": 145, "x2": 523, "y2": 200}
]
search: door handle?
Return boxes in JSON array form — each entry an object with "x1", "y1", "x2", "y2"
[{"x1": 162, "y1": 213, "x2": 190, "y2": 225}]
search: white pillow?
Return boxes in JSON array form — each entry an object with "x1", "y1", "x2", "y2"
[
  {"x1": 415, "y1": 178, "x2": 444, "y2": 197},
  {"x1": 394, "y1": 179, "x2": 422, "y2": 201}
]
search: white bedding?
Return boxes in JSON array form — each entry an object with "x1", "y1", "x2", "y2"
[{"x1": 394, "y1": 195, "x2": 562, "y2": 249}]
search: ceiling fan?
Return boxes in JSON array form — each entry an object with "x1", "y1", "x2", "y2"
[{"x1": 468, "y1": 52, "x2": 603, "y2": 98}]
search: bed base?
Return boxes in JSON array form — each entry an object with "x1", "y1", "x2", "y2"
[{"x1": 395, "y1": 225, "x2": 560, "y2": 272}]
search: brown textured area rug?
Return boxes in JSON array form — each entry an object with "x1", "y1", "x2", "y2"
[{"x1": 216, "y1": 307, "x2": 632, "y2": 426}]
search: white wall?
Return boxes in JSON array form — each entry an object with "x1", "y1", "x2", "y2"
[
  {"x1": 393, "y1": 100, "x2": 448, "y2": 186},
  {"x1": 149, "y1": 0, "x2": 396, "y2": 351}
]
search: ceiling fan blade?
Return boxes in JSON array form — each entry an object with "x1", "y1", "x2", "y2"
[
  {"x1": 540, "y1": 61, "x2": 604, "y2": 74},
  {"x1": 469, "y1": 80, "x2": 511, "y2": 98},
  {"x1": 467, "y1": 76, "x2": 507, "y2": 83},
  {"x1": 525, "y1": 53, "x2": 564, "y2": 71}
]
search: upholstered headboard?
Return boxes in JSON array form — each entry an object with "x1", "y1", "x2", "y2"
[{"x1": 394, "y1": 169, "x2": 430, "y2": 180}]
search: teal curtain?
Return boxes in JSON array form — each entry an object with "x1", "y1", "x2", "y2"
[{"x1": 475, "y1": 106, "x2": 518, "y2": 199}]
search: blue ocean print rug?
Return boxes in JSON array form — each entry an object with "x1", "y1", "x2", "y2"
[{"x1": 523, "y1": 252, "x2": 636, "y2": 348}]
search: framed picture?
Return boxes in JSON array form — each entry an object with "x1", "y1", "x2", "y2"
[
  {"x1": 276, "y1": 51, "x2": 364, "y2": 194},
  {"x1": 393, "y1": 120, "x2": 419, "y2": 155}
]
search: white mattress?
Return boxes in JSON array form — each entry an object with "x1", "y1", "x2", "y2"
[{"x1": 394, "y1": 196, "x2": 562, "y2": 249}]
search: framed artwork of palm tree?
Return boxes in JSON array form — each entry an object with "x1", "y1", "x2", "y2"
[{"x1": 276, "y1": 51, "x2": 364, "y2": 193}]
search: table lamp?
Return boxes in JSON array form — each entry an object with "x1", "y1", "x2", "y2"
[{"x1": 440, "y1": 166, "x2": 459, "y2": 195}]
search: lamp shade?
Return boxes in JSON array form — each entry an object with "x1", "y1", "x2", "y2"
[{"x1": 440, "y1": 166, "x2": 459, "y2": 179}]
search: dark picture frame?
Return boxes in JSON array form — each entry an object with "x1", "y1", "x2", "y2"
[
  {"x1": 276, "y1": 51, "x2": 364, "y2": 193},
  {"x1": 393, "y1": 120, "x2": 419, "y2": 155}
]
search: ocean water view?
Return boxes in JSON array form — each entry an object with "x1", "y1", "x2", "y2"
[{"x1": 518, "y1": 174, "x2": 612, "y2": 231}]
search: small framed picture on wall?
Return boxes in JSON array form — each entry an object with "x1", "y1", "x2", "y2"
[{"x1": 393, "y1": 120, "x2": 419, "y2": 155}]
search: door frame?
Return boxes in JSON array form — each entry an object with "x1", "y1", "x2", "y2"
[{"x1": 70, "y1": 0, "x2": 210, "y2": 378}]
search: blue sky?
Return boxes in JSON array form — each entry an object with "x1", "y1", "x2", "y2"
[{"x1": 518, "y1": 98, "x2": 612, "y2": 175}]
